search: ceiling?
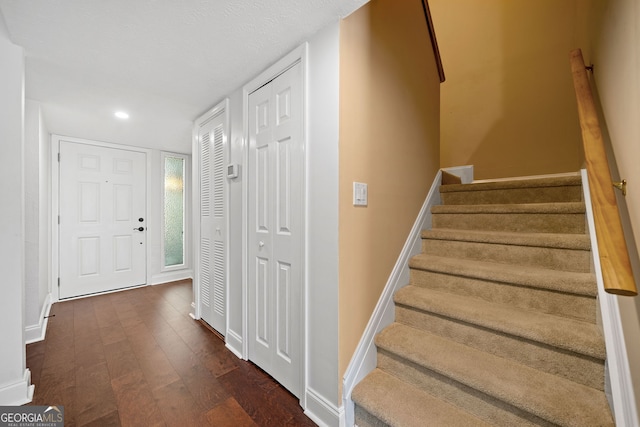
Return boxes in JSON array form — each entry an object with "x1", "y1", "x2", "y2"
[{"x1": 0, "y1": 0, "x2": 368, "y2": 153}]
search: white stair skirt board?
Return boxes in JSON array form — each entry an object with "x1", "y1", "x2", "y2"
[
  {"x1": 582, "y1": 169, "x2": 639, "y2": 427},
  {"x1": 25, "y1": 293, "x2": 52, "y2": 344},
  {"x1": 341, "y1": 166, "x2": 474, "y2": 427},
  {"x1": 0, "y1": 370, "x2": 34, "y2": 406}
]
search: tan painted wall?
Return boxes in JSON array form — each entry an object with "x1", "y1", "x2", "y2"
[
  {"x1": 589, "y1": 0, "x2": 640, "y2": 415},
  {"x1": 430, "y1": 0, "x2": 589, "y2": 179},
  {"x1": 338, "y1": 0, "x2": 441, "y2": 380}
]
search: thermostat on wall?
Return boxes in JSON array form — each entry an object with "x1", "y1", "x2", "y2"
[{"x1": 227, "y1": 164, "x2": 239, "y2": 179}]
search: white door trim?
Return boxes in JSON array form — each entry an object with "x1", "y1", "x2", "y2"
[
  {"x1": 51, "y1": 135, "x2": 152, "y2": 303},
  {"x1": 242, "y1": 43, "x2": 308, "y2": 402}
]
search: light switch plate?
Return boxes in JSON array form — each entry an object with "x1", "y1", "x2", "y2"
[{"x1": 353, "y1": 182, "x2": 368, "y2": 206}]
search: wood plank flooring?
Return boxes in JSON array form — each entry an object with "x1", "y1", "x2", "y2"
[{"x1": 26, "y1": 280, "x2": 316, "y2": 427}]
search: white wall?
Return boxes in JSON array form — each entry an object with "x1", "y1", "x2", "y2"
[
  {"x1": 38, "y1": 103, "x2": 51, "y2": 320},
  {"x1": 24, "y1": 99, "x2": 52, "y2": 343},
  {"x1": 591, "y1": 0, "x2": 640, "y2": 416},
  {"x1": 225, "y1": 88, "x2": 245, "y2": 354},
  {"x1": 217, "y1": 22, "x2": 341, "y2": 425},
  {"x1": 304, "y1": 22, "x2": 342, "y2": 423},
  {"x1": 0, "y1": 13, "x2": 33, "y2": 405}
]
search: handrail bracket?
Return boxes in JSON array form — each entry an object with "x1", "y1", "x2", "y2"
[{"x1": 613, "y1": 179, "x2": 627, "y2": 197}]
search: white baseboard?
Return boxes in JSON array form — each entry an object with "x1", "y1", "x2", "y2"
[
  {"x1": 151, "y1": 269, "x2": 193, "y2": 285},
  {"x1": 225, "y1": 329, "x2": 244, "y2": 359},
  {"x1": 189, "y1": 302, "x2": 196, "y2": 320},
  {"x1": 341, "y1": 166, "x2": 474, "y2": 426},
  {"x1": 0, "y1": 369, "x2": 34, "y2": 406},
  {"x1": 582, "y1": 169, "x2": 639, "y2": 426},
  {"x1": 305, "y1": 387, "x2": 342, "y2": 427},
  {"x1": 25, "y1": 293, "x2": 52, "y2": 344}
]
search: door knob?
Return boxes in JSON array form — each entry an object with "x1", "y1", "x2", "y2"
[
  {"x1": 133, "y1": 226, "x2": 145, "y2": 231},
  {"x1": 259, "y1": 241, "x2": 264, "y2": 248}
]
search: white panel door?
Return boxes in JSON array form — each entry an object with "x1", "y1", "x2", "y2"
[
  {"x1": 248, "y1": 62, "x2": 303, "y2": 398},
  {"x1": 197, "y1": 112, "x2": 227, "y2": 335},
  {"x1": 59, "y1": 141, "x2": 146, "y2": 299}
]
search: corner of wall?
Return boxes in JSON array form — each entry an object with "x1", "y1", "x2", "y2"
[
  {"x1": 25, "y1": 293, "x2": 52, "y2": 344},
  {"x1": 0, "y1": 370, "x2": 34, "y2": 406},
  {"x1": 304, "y1": 387, "x2": 344, "y2": 427},
  {"x1": 0, "y1": 30, "x2": 29, "y2": 406}
]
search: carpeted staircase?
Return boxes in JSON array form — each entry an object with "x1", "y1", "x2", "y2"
[{"x1": 352, "y1": 174, "x2": 615, "y2": 427}]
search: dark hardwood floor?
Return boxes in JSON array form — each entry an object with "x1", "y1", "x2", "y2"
[{"x1": 26, "y1": 280, "x2": 316, "y2": 427}]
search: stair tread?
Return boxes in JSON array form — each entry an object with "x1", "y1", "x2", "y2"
[
  {"x1": 421, "y1": 228, "x2": 591, "y2": 250},
  {"x1": 439, "y1": 175, "x2": 583, "y2": 194},
  {"x1": 432, "y1": 202, "x2": 585, "y2": 214},
  {"x1": 395, "y1": 285, "x2": 605, "y2": 359},
  {"x1": 353, "y1": 368, "x2": 491, "y2": 427},
  {"x1": 409, "y1": 254, "x2": 597, "y2": 296},
  {"x1": 376, "y1": 323, "x2": 614, "y2": 427}
]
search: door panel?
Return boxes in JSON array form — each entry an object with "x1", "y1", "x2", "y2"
[
  {"x1": 256, "y1": 144, "x2": 270, "y2": 232},
  {"x1": 276, "y1": 261, "x2": 291, "y2": 361},
  {"x1": 256, "y1": 257, "x2": 270, "y2": 346},
  {"x1": 59, "y1": 141, "x2": 146, "y2": 299},
  {"x1": 248, "y1": 62, "x2": 303, "y2": 398},
  {"x1": 276, "y1": 138, "x2": 292, "y2": 233}
]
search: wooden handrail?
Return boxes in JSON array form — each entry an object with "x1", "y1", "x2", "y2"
[
  {"x1": 421, "y1": 0, "x2": 445, "y2": 83},
  {"x1": 570, "y1": 48, "x2": 637, "y2": 296}
]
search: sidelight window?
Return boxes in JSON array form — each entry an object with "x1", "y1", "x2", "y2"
[{"x1": 163, "y1": 153, "x2": 186, "y2": 268}]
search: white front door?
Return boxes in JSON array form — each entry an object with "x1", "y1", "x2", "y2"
[
  {"x1": 248, "y1": 62, "x2": 303, "y2": 397},
  {"x1": 59, "y1": 141, "x2": 147, "y2": 299}
]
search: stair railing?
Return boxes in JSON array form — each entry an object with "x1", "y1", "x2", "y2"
[
  {"x1": 569, "y1": 48, "x2": 637, "y2": 296},
  {"x1": 421, "y1": 0, "x2": 445, "y2": 83}
]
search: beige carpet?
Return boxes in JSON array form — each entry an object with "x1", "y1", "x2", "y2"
[{"x1": 351, "y1": 173, "x2": 614, "y2": 427}]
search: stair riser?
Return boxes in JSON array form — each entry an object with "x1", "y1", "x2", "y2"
[
  {"x1": 395, "y1": 306, "x2": 604, "y2": 390},
  {"x1": 377, "y1": 351, "x2": 554, "y2": 427},
  {"x1": 354, "y1": 407, "x2": 389, "y2": 427},
  {"x1": 440, "y1": 186, "x2": 583, "y2": 205},
  {"x1": 432, "y1": 213, "x2": 586, "y2": 234},
  {"x1": 421, "y1": 239, "x2": 591, "y2": 273},
  {"x1": 409, "y1": 269, "x2": 596, "y2": 323}
]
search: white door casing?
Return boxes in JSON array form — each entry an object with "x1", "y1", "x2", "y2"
[
  {"x1": 59, "y1": 141, "x2": 146, "y2": 299},
  {"x1": 247, "y1": 61, "x2": 303, "y2": 398},
  {"x1": 196, "y1": 108, "x2": 228, "y2": 335}
]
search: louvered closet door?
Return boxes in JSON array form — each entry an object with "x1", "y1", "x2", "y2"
[{"x1": 198, "y1": 112, "x2": 227, "y2": 335}]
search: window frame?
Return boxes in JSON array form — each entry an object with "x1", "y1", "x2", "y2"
[{"x1": 161, "y1": 151, "x2": 188, "y2": 272}]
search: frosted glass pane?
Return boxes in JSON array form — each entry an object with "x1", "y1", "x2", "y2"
[{"x1": 164, "y1": 157, "x2": 184, "y2": 267}]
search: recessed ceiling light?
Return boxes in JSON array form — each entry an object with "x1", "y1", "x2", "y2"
[{"x1": 115, "y1": 111, "x2": 129, "y2": 119}]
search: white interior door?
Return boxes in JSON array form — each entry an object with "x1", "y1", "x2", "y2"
[
  {"x1": 197, "y1": 111, "x2": 227, "y2": 335},
  {"x1": 248, "y1": 62, "x2": 303, "y2": 397},
  {"x1": 59, "y1": 141, "x2": 146, "y2": 299}
]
